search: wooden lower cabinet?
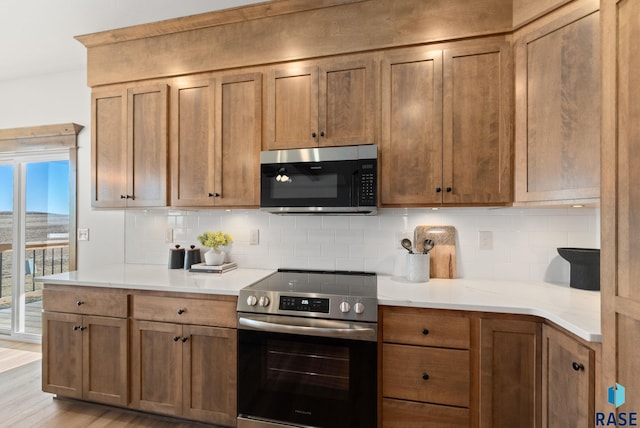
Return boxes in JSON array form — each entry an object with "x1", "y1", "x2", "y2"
[
  {"x1": 383, "y1": 398, "x2": 470, "y2": 428},
  {"x1": 42, "y1": 311, "x2": 129, "y2": 407},
  {"x1": 130, "y1": 295, "x2": 237, "y2": 427},
  {"x1": 542, "y1": 324, "x2": 597, "y2": 428},
  {"x1": 479, "y1": 317, "x2": 542, "y2": 428},
  {"x1": 380, "y1": 306, "x2": 472, "y2": 427}
]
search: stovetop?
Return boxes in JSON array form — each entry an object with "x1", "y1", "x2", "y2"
[{"x1": 237, "y1": 269, "x2": 378, "y2": 322}]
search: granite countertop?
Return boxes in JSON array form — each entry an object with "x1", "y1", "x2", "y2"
[{"x1": 38, "y1": 264, "x2": 601, "y2": 343}]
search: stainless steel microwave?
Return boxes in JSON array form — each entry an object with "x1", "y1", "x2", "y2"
[{"x1": 260, "y1": 145, "x2": 377, "y2": 215}]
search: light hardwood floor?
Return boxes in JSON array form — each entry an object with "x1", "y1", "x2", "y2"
[{"x1": 0, "y1": 340, "x2": 215, "y2": 427}]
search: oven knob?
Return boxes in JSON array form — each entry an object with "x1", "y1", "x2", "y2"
[
  {"x1": 246, "y1": 295, "x2": 258, "y2": 306},
  {"x1": 339, "y1": 301, "x2": 351, "y2": 313},
  {"x1": 354, "y1": 302, "x2": 365, "y2": 314},
  {"x1": 259, "y1": 296, "x2": 270, "y2": 307}
]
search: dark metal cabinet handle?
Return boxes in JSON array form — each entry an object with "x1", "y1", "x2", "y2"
[
  {"x1": 76, "y1": 300, "x2": 84, "y2": 306},
  {"x1": 181, "y1": 337, "x2": 189, "y2": 343},
  {"x1": 422, "y1": 328, "x2": 430, "y2": 335},
  {"x1": 320, "y1": 131, "x2": 325, "y2": 137},
  {"x1": 120, "y1": 195, "x2": 126, "y2": 199},
  {"x1": 73, "y1": 325, "x2": 80, "y2": 331},
  {"x1": 446, "y1": 187, "x2": 452, "y2": 192},
  {"x1": 207, "y1": 192, "x2": 220, "y2": 198},
  {"x1": 177, "y1": 308, "x2": 185, "y2": 315},
  {"x1": 173, "y1": 336, "x2": 181, "y2": 342},
  {"x1": 572, "y1": 362, "x2": 585, "y2": 371},
  {"x1": 422, "y1": 373, "x2": 430, "y2": 380},
  {"x1": 312, "y1": 132, "x2": 317, "y2": 138},
  {"x1": 436, "y1": 187, "x2": 442, "y2": 193},
  {"x1": 80, "y1": 326, "x2": 87, "y2": 331}
]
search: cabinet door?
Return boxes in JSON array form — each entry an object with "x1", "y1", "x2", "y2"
[
  {"x1": 83, "y1": 316, "x2": 128, "y2": 406},
  {"x1": 443, "y1": 42, "x2": 512, "y2": 204},
  {"x1": 91, "y1": 89, "x2": 127, "y2": 208},
  {"x1": 380, "y1": 49, "x2": 443, "y2": 206},
  {"x1": 182, "y1": 325, "x2": 237, "y2": 426},
  {"x1": 318, "y1": 58, "x2": 377, "y2": 147},
  {"x1": 126, "y1": 84, "x2": 169, "y2": 207},
  {"x1": 214, "y1": 72, "x2": 262, "y2": 207},
  {"x1": 265, "y1": 66, "x2": 319, "y2": 150},
  {"x1": 479, "y1": 317, "x2": 542, "y2": 428},
  {"x1": 542, "y1": 325, "x2": 594, "y2": 428},
  {"x1": 131, "y1": 320, "x2": 183, "y2": 416},
  {"x1": 171, "y1": 79, "x2": 216, "y2": 207},
  {"x1": 515, "y1": 6, "x2": 600, "y2": 203},
  {"x1": 42, "y1": 312, "x2": 83, "y2": 398}
]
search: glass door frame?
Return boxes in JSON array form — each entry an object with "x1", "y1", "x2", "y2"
[{"x1": 0, "y1": 122, "x2": 81, "y2": 342}]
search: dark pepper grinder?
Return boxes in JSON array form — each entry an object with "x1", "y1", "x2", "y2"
[
  {"x1": 184, "y1": 245, "x2": 201, "y2": 269},
  {"x1": 168, "y1": 245, "x2": 185, "y2": 269}
]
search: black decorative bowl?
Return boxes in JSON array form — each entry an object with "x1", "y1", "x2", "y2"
[{"x1": 557, "y1": 248, "x2": 600, "y2": 291}]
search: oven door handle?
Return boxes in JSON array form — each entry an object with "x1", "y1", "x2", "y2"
[{"x1": 238, "y1": 315, "x2": 377, "y2": 341}]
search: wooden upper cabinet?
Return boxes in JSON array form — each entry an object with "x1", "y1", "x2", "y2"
[
  {"x1": 381, "y1": 39, "x2": 511, "y2": 207},
  {"x1": 214, "y1": 72, "x2": 262, "y2": 207},
  {"x1": 443, "y1": 42, "x2": 513, "y2": 204},
  {"x1": 381, "y1": 49, "x2": 443, "y2": 206},
  {"x1": 91, "y1": 84, "x2": 169, "y2": 208},
  {"x1": 171, "y1": 72, "x2": 262, "y2": 208},
  {"x1": 265, "y1": 56, "x2": 377, "y2": 150},
  {"x1": 92, "y1": 89, "x2": 127, "y2": 208},
  {"x1": 171, "y1": 78, "x2": 216, "y2": 207},
  {"x1": 514, "y1": 4, "x2": 600, "y2": 203}
]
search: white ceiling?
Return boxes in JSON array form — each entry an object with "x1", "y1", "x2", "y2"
[{"x1": 0, "y1": 0, "x2": 266, "y2": 82}]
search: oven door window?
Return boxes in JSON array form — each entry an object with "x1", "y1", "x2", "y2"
[
  {"x1": 260, "y1": 160, "x2": 358, "y2": 208},
  {"x1": 238, "y1": 329, "x2": 376, "y2": 428}
]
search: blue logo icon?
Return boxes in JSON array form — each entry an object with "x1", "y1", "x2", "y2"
[{"x1": 609, "y1": 383, "x2": 626, "y2": 408}]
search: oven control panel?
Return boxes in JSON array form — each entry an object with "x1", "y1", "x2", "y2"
[{"x1": 280, "y1": 296, "x2": 330, "y2": 313}]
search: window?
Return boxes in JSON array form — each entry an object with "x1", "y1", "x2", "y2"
[{"x1": 0, "y1": 123, "x2": 81, "y2": 341}]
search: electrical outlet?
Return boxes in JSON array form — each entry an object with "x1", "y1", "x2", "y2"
[
  {"x1": 165, "y1": 228, "x2": 174, "y2": 243},
  {"x1": 479, "y1": 231, "x2": 493, "y2": 250},
  {"x1": 77, "y1": 228, "x2": 89, "y2": 241},
  {"x1": 249, "y1": 229, "x2": 260, "y2": 245}
]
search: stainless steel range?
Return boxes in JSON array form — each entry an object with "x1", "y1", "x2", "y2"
[{"x1": 237, "y1": 269, "x2": 378, "y2": 428}]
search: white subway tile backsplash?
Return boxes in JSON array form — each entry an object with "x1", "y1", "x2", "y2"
[{"x1": 124, "y1": 207, "x2": 599, "y2": 284}]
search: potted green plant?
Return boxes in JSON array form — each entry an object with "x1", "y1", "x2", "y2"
[{"x1": 197, "y1": 231, "x2": 233, "y2": 265}]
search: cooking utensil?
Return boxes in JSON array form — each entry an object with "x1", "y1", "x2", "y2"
[
  {"x1": 423, "y1": 239, "x2": 435, "y2": 254},
  {"x1": 401, "y1": 238, "x2": 413, "y2": 253},
  {"x1": 414, "y1": 225, "x2": 457, "y2": 278}
]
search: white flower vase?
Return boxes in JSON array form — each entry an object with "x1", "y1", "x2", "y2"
[
  {"x1": 222, "y1": 244, "x2": 232, "y2": 263},
  {"x1": 204, "y1": 248, "x2": 225, "y2": 266}
]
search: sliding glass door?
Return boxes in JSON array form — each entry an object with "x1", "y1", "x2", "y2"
[{"x1": 0, "y1": 154, "x2": 70, "y2": 339}]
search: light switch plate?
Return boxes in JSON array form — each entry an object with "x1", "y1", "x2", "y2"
[{"x1": 249, "y1": 229, "x2": 260, "y2": 245}]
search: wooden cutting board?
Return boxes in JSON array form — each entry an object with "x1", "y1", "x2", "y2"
[{"x1": 414, "y1": 225, "x2": 457, "y2": 279}]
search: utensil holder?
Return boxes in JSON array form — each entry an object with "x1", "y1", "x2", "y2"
[{"x1": 406, "y1": 253, "x2": 430, "y2": 282}]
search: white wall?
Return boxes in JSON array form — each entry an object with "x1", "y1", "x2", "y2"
[
  {"x1": 0, "y1": 68, "x2": 126, "y2": 269},
  {"x1": 125, "y1": 207, "x2": 600, "y2": 283}
]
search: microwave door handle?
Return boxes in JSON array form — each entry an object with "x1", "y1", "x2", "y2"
[{"x1": 238, "y1": 316, "x2": 376, "y2": 341}]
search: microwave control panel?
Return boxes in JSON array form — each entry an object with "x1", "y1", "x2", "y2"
[
  {"x1": 359, "y1": 160, "x2": 377, "y2": 206},
  {"x1": 280, "y1": 296, "x2": 330, "y2": 313}
]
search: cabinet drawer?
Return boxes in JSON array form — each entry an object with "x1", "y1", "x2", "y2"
[
  {"x1": 43, "y1": 288, "x2": 128, "y2": 318},
  {"x1": 382, "y1": 398, "x2": 469, "y2": 428},
  {"x1": 382, "y1": 307, "x2": 470, "y2": 349},
  {"x1": 132, "y1": 295, "x2": 236, "y2": 328},
  {"x1": 383, "y1": 344, "x2": 469, "y2": 407}
]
